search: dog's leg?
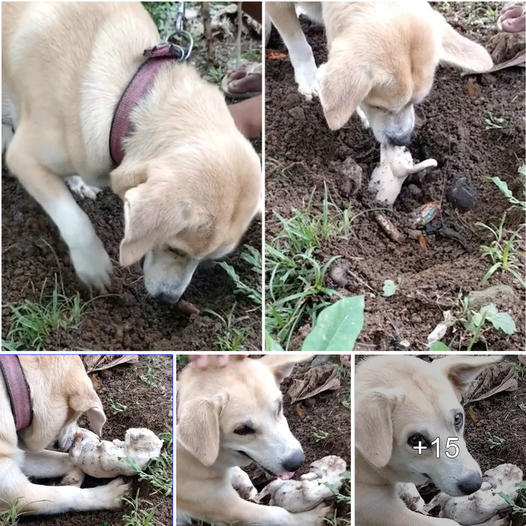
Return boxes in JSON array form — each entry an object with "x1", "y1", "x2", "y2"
[
  {"x1": 5, "y1": 128, "x2": 112, "y2": 291},
  {"x1": 21, "y1": 450, "x2": 86, "y2": 487},
  {"x1": 66, "y1": 175, "x2": 103, "y2": 200},
  {"x1": 0, "y1": 457, "x2": 129, "y2": 514},
  {"x1": 197, "y1": 486, "x2": 331, "y2": 526},
  {"x1": 267, "y1": 2, "x2": 318, "y2": 99}
]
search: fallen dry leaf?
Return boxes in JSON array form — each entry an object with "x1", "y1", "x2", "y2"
[
  {"x1": 464, "y1": 361, "x2": 518, "y2": 405},
  {"x1": 267, "y1": 50, "x2": 287, "y2": 60},
  {"x1": 288, "y1": 364, "x2": 340, "y2": 403},
  {"x1": 83, "y1": 355, "x2": 139, "y2": 374},
  {"x1": 466, "y1": 78, "x2": 479, "y2": 100},
  {"x1": 294, "y1": 404, "x2": 306, "y2": 419}
]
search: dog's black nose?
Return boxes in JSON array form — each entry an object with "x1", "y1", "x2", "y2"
[
  {"x1": 282, "y1": 449, "x2": 305, "y2": 472},
  {"x1": 387, "y1": 132, "x2": 412, "y2": 146},
  {"x1": 155, "y1": 291, "x2": 180, "y2": 304},
  {"x1": 457, "y1": 472, "x2": 482, "y2": 495}
]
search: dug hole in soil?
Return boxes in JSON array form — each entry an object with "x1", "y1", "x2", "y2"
[
  {"x1": 1, "y1": 3, "x2": 262, "y2": 352},
  {"x1": 176, "y1": 355, "x2": 351, "y2": 525},
  {"x1": 21, "y1": 355, "x2": 173, "y2": 526},
  {"x1": 265, "y1": 3, "x2": 525, "y2": 351}
]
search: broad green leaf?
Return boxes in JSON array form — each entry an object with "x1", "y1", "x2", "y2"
[
  {"x1": 265, "y1": 331, "x2": 285, "y2": 351},
  {"x1": 301, "y1": 296, "x2": 364, "y2": 351},
  {"x1": 382, "y1": 279, "x2": 397, "y2": 297},
  {"x1": 428, "y1": 341, "x2": 451, "y2": 351},
  {"x1": 489, "y1": 176, "x2": 513, "y2": 199},
  {"x1": 487, "y1": 311, "x2": 517, "y2": 335}
]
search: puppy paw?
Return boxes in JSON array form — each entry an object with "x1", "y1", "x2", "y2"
[
  {"x1": 60, "y1": 466, "x2": 85, "y2": 487},
  {"x1": 66, "y1": 175, "x2": 103, "y2": 200},
  {"x1": 70, "y1": 237, "x2": 112, "y2": 292}
]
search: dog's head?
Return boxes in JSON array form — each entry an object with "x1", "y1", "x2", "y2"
[
  {"x1": 317, "y1": 1, "x2": 493, "y2": 144},
  {"x1": 356, "y1": 355, "x2": 501, "y2": 497},
  {"x1": 177, "y1": 355, "x2": 310, "y2": 478},
  {"x1": 110, "y1": 66, "x2": 262, "y2": 304},
  {"x1": 18, "y1": 356, "x2": 106, "y2": 452}
]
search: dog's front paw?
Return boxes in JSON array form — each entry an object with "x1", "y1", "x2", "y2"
[
  {"x1": 70, "y1": 238, "x2": 112, "y2": 291},
  {"x1": 97, "y1": 478, "x2": 131, "y2": 509},
  {"x1": 294, "y1": 59, "x2": 318, "y2": 101}
]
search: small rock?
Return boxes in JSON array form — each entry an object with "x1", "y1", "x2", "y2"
[
  {"x1": 467, "y1": 285, "x2": 518, "y2": 309},
  {"x1": 288, "y1": 106, "x2": 305, "y2": 121},
  {"x1": 329, "y1": 262, "x2": 348, "y2": 287},
  {"x1": 447, "y1": 177, "x2": 477, "y2": 210},
  {"x1": 333, "y1": 157, "x2": 363, "y2": 195}
]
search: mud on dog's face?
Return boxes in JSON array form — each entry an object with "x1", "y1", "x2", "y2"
[
  {"x1": 177, "y1": 356, "x2": 310, "y2": 477},
  {"x1": 112, "y1": 145, "x2": 261, "y2": 303},
  {"x1": 317, "y1": 1, "x2": 493, "y2": 144},
  {"x1": 356, "y1": 356, "x2": 501, "y2": 497}
]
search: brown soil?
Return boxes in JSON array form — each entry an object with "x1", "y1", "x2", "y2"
[
  {"x1": 176, "y1": 355, "x2": 351, "y2": 525},
  {"x1": 265, "y1": 3, "x2": 525, "y2": 351},
  {"x1": 21, "y1": 355, "x2": 173, "y2": 526}
]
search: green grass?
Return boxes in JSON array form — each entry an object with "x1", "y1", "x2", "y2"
[
  {"x1": 3, "y1": 278, "x2": 88, "y2": 351},
  {"x1": 122, "y1": 491, "x2": 161, "y2": 526},
  {"x1": 476, "y1": 213, "x2": 525, "y2": 288},
  {"x1": 500, "y1": 483, "x2": 526, "y2": 518},
  {"x1": 139, "y1": 358, "x2": 159, "y2": 388},
  {"x1": 107, "y1": 399, "x2": 128, "y2": 415},
  {"x1": 486, "y1": 431, "x2": 506, "y2": 449},
  {"x1": 0, "y1": 500, "x2": 20, "y2": 526},
  {"x1": 218, "y1": 245, "x2": 261, "y2": 306},
  {"x1": 129, "y1": 430, "x2": 173, "y2": 496},
  {"x1": 266, "y1": 185, "x2": 354, "y2": 350},
  {"x1": 484, "y1": 111, "x2": 509, "y2": 130},
  {"x1": 311, "y1": 427, "x2": 330, "y2": 442},
  {"x1": 323, "y1": 470, "x2": 351, "y2": 526},
  {"x1": 205, "y1": 306, "x2": 248, "y2": 352}
]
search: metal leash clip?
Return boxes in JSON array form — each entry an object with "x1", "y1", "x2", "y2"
[{"x1": 167, "y1": 1, "x2": 194, "y2": 61}]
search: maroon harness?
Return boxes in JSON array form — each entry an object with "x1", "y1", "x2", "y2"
[
  {"x1": 0, "y1": 355, "x2": 33, "y2": 431},
  {"x1": 109, "y1": 43, "x2": 187, "y2": 165}
]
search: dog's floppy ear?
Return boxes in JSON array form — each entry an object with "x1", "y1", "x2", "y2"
[
  {"x1": 432, "y1": 356, "x2": 502, "y2": 399},
  {"x1": 69, "y1": 390, "x2": 106, "y2": 436},
  {"x1": 355, "y1": 388, "x2": 404, "y2": 468},
  {"x1": 439, "y1": 21, "x2": 493, "y2": 73},
  {"x1": 260, "y1": 354, "x2": 313, "y2": 383},
  {"x1": 317, "y1": 47, "x2": 373, "y2": 131},
  {"x1": 177, "y1": 393, "x2": 229, "y2": 466},
  {"x1": 119, "y1": 181, "x2": 213, "y2": 267}
]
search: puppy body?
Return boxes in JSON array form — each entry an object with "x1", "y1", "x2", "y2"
[
  {"x1": 176, "y1": 356, "x2": 329, "y2": 526},
  {"x1": 268, "y1": 1, "x2": 492, "y2": 144},
  {"x1": 0, "y1": 356, "x2": 129, "y2": 515},
  {"x1": 355, "y1": 355, "x2": 502, "y2": 526},
  {"x1": 2, "y1": 2, "x2": 261, "y2": 301}
]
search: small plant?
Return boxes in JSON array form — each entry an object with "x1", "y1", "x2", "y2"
[
  {"x1": 311, "y1": 427, "x2": 330, "y2": 442},
  {"x1": 140, "y1": 358, "x2": 158, "y2": 388},
  {"x1": 266, "y1": 186, "x2": 356, "y2": 350},
  {"x1": 488, "y1": 174, "x2": 526, "y2": 212},
  {"x1": 324, "y1": 471, "x2": 351, "y2": 506},
  {"x1": 3, "y1": 277, "x2": 87, "y2": 351},
  {"x1": 486, "y1": 432, "x2": 506, "y2": 449},
  {"x1": 476, "y1": 214, "x2": 525, "y2": 288},
  {"x1": 122, "y1": 490, "x2": 160, "y2": 526},
  {"x1": 108, "y1": 399, "x2": 128, "y2": 415},
  {"x1": 500, "y1": 483, "x2": 526, "y2": 517},
  {"x1": 127, "y1": 430, "x2": 173, "y2": 496},
  {"x1": 484, "y1": 112, "x2": 508, "y2": 130},
  {"x1": 205, "y1": 306, "x2": 249, "y2": 352},
  {"x1": 382, "y1": 277, "x2": 403, "y2": 297},
  {"x1": 218, "y1": 245, "x2": 262, "y2": 306}
]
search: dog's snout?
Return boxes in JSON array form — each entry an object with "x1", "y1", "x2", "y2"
[
  {"x1": 387, "y1": 132, "x2": 412, "y2": 146},
  {"x1": 457, "y1": 472, "x2": 482, "y2": 495},
  {"x1": 155, "y1": 291, "x2": 181, "y2": 304},
  {"x1": 282, "y1": 449, "x2": 305, "y2": 472}
]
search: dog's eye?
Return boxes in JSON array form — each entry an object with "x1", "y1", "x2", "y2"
[
  {"x1": 167, "y1": 246, "x2": 185, "y2": 258},
  {"x1": 407, "y1": 434, "x2": 431, "y2": 449},
  {"x1": 454, "y1": 412, "x2": 464, "y2": 430},
  {"x1": 234, "y1": 425, "x2": 255, "y2": 435}
]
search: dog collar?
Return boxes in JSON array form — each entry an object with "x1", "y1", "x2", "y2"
[
  {"x1": 0, "y1": 355, "x2": 33, "y2": 431},
  {"x1": 109, "y1": 42, "x2": 187, "y2": 166}
]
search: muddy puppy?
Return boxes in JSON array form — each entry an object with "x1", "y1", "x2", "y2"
[
  {"x1": 268, "y1": 1, "x2": 492, "y2": 144},
  {"x1": 2, "y1": 2, "x2": 261, "y2": 302},
  {"x1": 355, "y1": 355, "x2": 502, "y2": 526},
  {"x1": 0, "y1": 355, "x2": 129, "y2": 515},
  {"x1": 176, "y1": 355, "x2": 331, "y2": 525}
]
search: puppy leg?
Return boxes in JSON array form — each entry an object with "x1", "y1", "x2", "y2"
[
  {"x1": 66, "y1": 175, "x2": 102, "y2": 200},
  {"x1": 5, "y1": 127, "x2": 112, "y2": 291},
  {"x1": 267, "y1": 2, "x2": 318, "y2": 99},
  {"x1": 0, "y1": 458, "x2": 129, "y2": 514},
  {"x1": 229, "y1": 466, "x2": 257, "y2": 501}
]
